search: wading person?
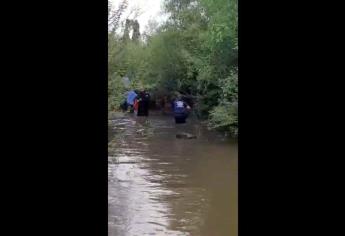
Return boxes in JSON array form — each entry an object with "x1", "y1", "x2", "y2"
[
  {"x1": 137, "y1": 90, "x2": 150, "y2": 116},
  {"x1": 126, "y1": 90, "x2": 137, "y2": 113},
  {"x1": 173, "y1": 95, "x2": 191, "y2": 123}
]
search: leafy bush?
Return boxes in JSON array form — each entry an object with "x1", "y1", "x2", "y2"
[
  {"x1": 108, "y1": 72, "x2": 126, "y2": 111},
  {"x1": 208, "y1": 70, "x2": 238, "y2": 136},
  {"x1": 209, "y1": 102, "x2": 238, "y2": 136}
]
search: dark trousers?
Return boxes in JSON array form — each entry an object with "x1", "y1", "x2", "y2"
[
  {"x1": 175, "y1": 115, "x2": 187, "y2": 124},
  {"x1": 128, "y1": 105, "x2": 134, "y2": 113},
  {"x1": 137, "y1": 101, "x2": 149, "y2": 116}
]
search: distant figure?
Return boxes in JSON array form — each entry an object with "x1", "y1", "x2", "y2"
[
  {"x1": 137, "y1": 90, "x2": 150, "y2": 116},
  {"x1": 126, "y1": 90, "x2": 137, "y2": 113},
  {"x1": 173, "y1": 96, "x2": 191, "y2": 123}
]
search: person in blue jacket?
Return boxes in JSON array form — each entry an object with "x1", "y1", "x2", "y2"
[
  {"x1": 126, "y1": 90, "x2": 138, "y2": 113},
  {"x1": 172, "y1": 95, "x2": 191, "y2": 123}
]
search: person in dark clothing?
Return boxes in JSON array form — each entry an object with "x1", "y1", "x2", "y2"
[
  {"x1": 137, "y1": 90, "x2": 150, "y2": 116},
  {"x1": 173, "y1": 96, "x2": 191, "y2": 123}
]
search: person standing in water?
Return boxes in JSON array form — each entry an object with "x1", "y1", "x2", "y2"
[
  {"x1": 136, "y1": 90, "x2": 150, "y2": 116},
  {"x1": 126, "y1": 90, "x2": 137, "y2": 113},
  {"x1": 172, "y1": 95, "x2": 191, "y2": 123}
]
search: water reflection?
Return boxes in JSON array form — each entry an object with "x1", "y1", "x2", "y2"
[{"x1": 108, "y1": 113, "x2": 237, "y2": 236}]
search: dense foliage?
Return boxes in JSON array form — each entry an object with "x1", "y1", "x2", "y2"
[{"x1": 108, "y1": 0, "x2": 238, "y2": 136}]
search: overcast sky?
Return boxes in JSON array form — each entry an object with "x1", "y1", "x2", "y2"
[{"x1": 109, "y1": 0, "x2": 167, "y2": 34}]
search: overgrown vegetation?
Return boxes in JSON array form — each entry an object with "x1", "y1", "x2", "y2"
[{"x1": 108, "y1": 0, "x2": 238, "y2": 136}]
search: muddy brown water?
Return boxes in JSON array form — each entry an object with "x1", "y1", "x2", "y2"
[{"x1": 108, "y1": 112, "x2": 238, "y2": 236}]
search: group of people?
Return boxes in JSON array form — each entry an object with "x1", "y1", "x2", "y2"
[
  {"x1": 120, "y1": 90, "x2": 191, "y2": 123},
  {"x1": 120, "y1": 89, "x2": 150, "y2": 116}
]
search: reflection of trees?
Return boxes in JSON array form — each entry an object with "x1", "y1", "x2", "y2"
[{"x1": 108, "y1": 115, "x2": 237, "y2": 235}]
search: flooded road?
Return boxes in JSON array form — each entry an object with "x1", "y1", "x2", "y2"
[{"x1": 108, "y1": 112, "x2": 238, "y2": 236}]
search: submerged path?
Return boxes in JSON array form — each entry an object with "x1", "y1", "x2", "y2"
[{"x1": 108, "y1": 112, "x2": 238, "y2": 236}]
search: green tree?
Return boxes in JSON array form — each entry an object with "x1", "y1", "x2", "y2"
[{"x1": 108, "y1": 0, "x2": 238, "y2": 136}]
